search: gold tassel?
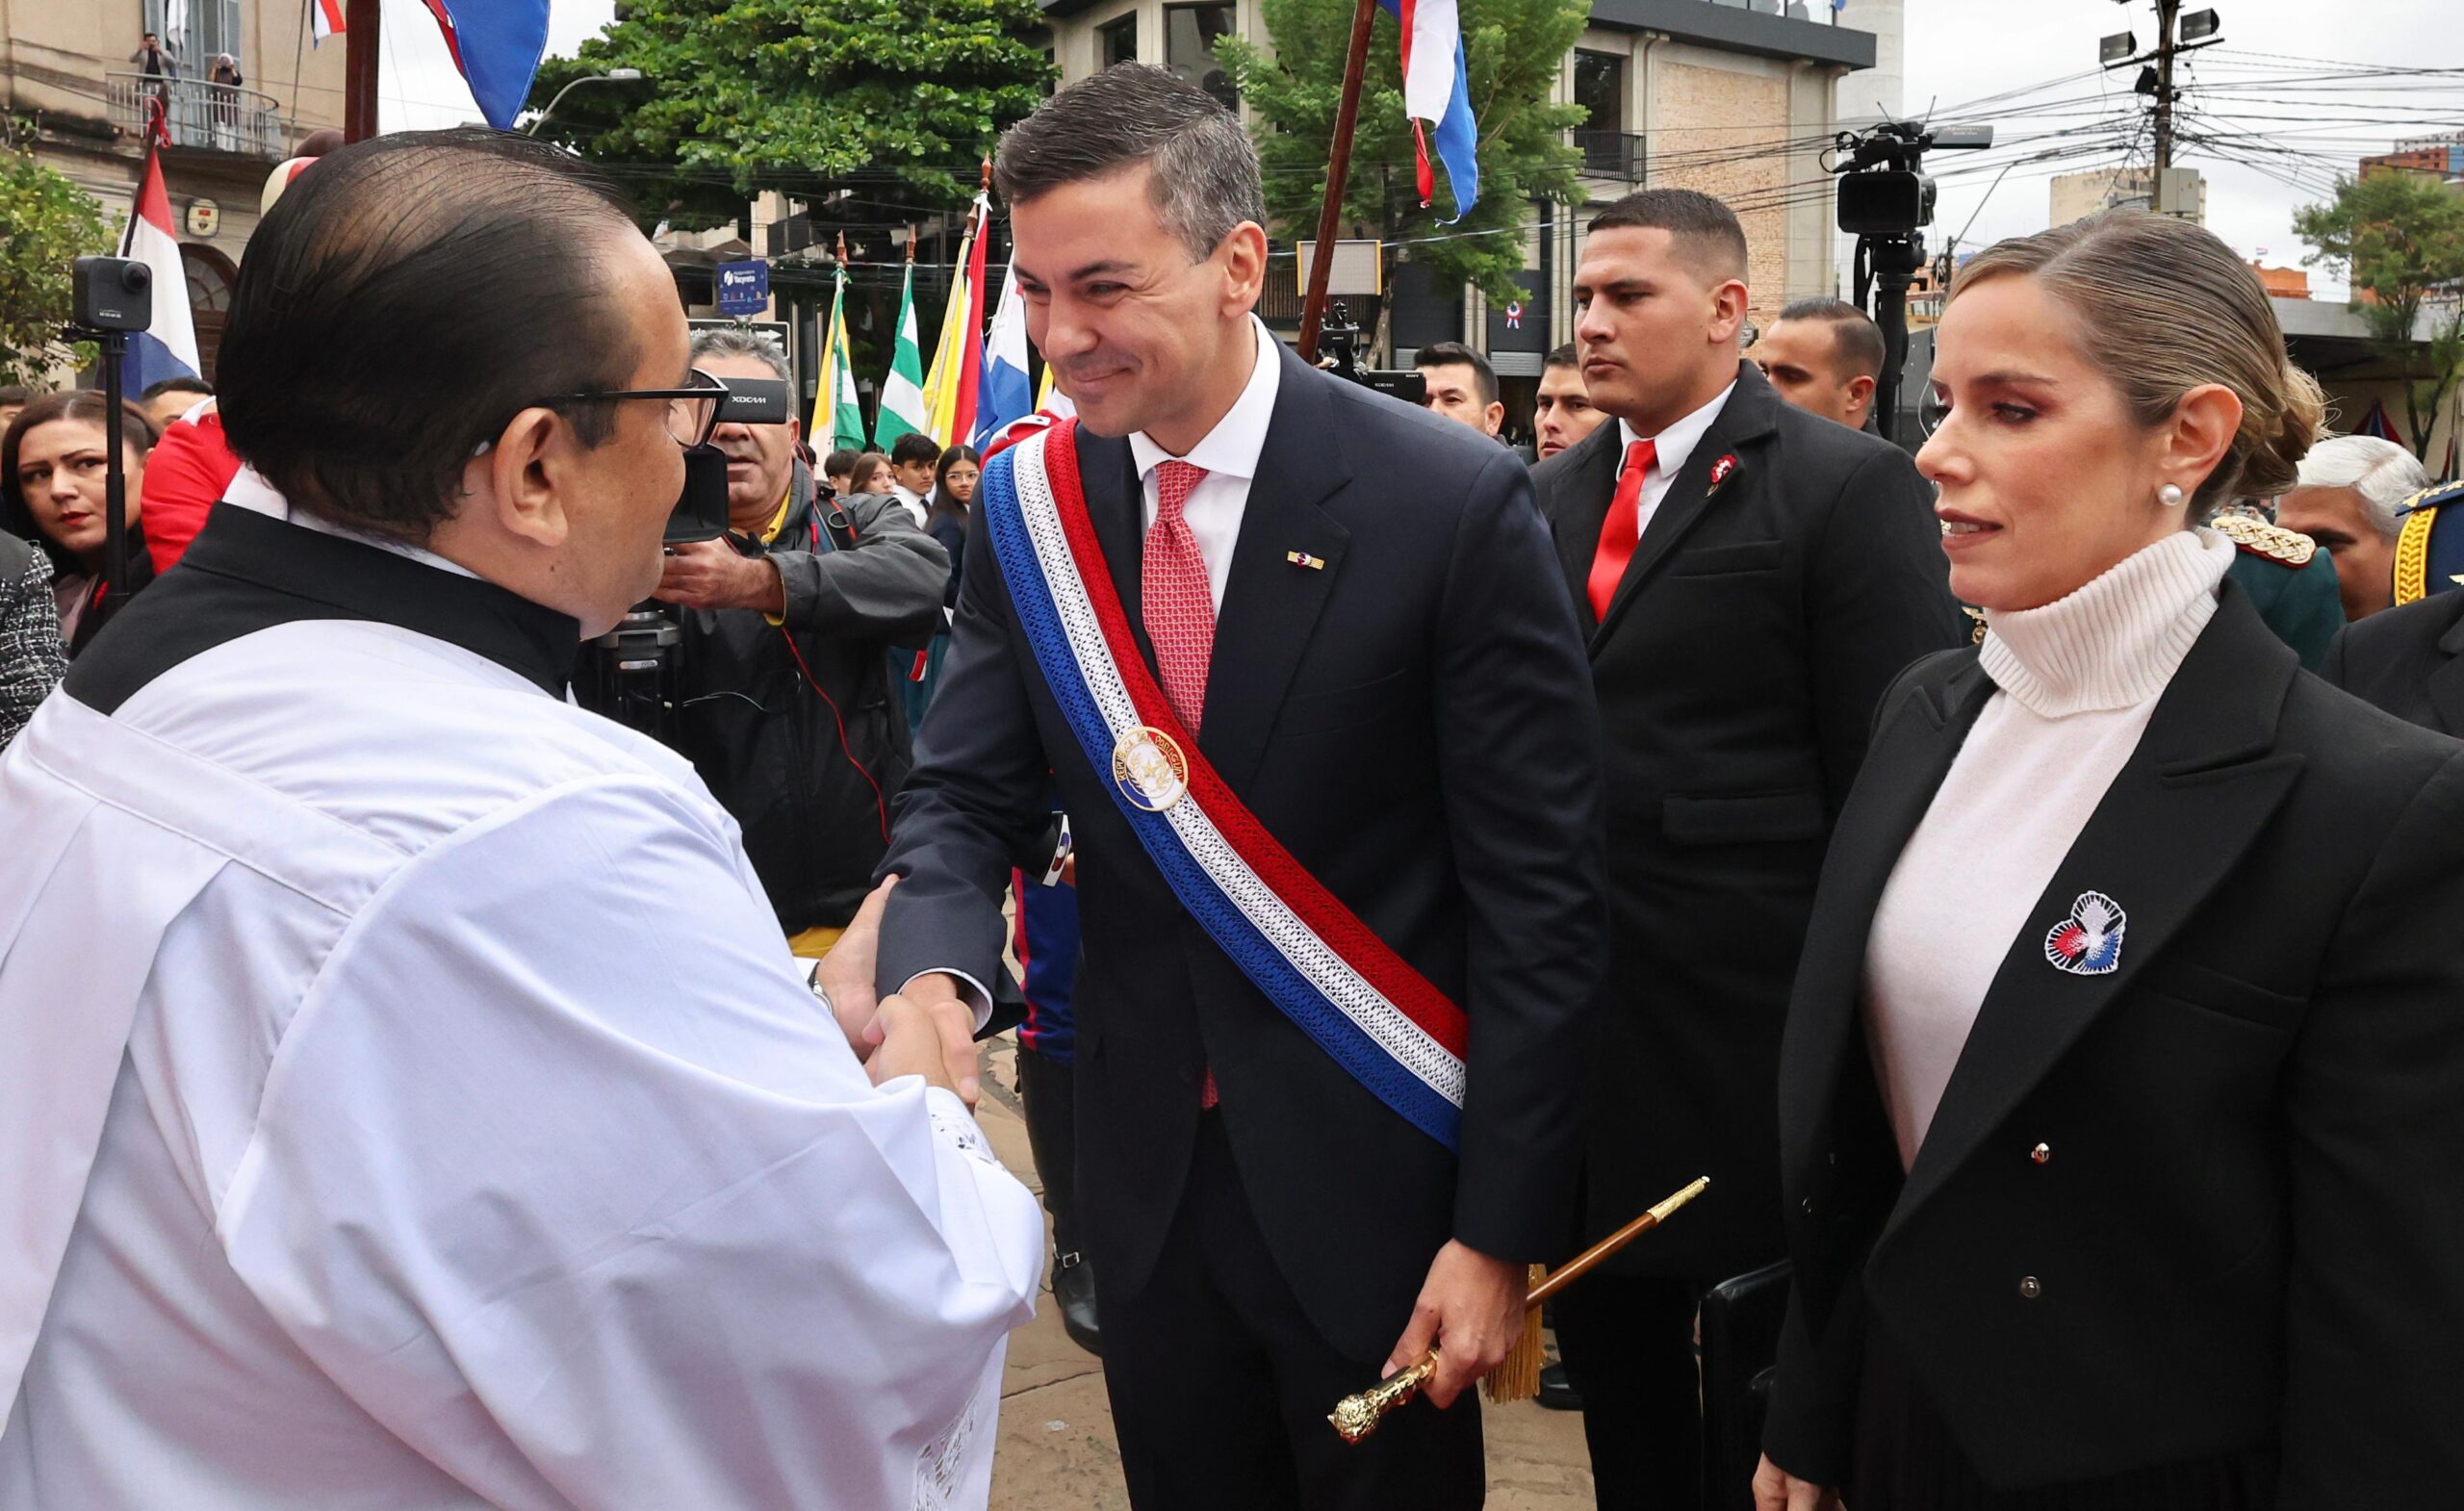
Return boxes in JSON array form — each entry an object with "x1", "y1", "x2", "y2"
[{"x1": 1480, "y1": 1264, "x2": 1550, "y2": 1403}]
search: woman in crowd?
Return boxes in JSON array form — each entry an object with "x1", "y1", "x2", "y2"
[
  {"x1": 1755, "y1": 210, "x2": 2464, "y2": 1510},
  {"x1": 1, "y1": 392, "x2": 155, "y2": 657},
  {"x1": 0, "y1": 524, "x2": 64, "y2": 750},
  {"x1": 903, "y1": 443, "x2": 980, "y2": 730},
  {"x1": 846, "y1": 450, "x2": 894, "y2": 499}
]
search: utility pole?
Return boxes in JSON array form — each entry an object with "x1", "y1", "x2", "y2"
[{"x1": 2151, "y1": 0, "x2": 2179, "y2": 173}]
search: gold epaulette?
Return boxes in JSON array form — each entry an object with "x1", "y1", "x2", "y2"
[{"x1": 2211, "y1": 512, "x2": 2318, "y2": 568}]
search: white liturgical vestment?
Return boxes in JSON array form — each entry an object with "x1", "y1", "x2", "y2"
[{"x1": 0, "y1": 488, "x2": 1042, "y2": 1509}]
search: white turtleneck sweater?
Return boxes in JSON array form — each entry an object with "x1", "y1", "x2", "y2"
[{"x1": 1861, "y1": 526, "x2": 2236, "y2": 1169}]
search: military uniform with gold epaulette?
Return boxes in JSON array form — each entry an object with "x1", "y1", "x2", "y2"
[{"x1": 2323, "y1": 479, "x2": 2464, "y2": 735}]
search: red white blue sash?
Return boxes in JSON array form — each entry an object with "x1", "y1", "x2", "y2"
[{"x1": 980, "y1": 421, "x2": 1468, "y2": 1148}]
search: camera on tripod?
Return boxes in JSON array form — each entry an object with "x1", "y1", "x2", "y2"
[
  {"x1": 1317, "y1": 300, "x2": 1427, "y2": 406},
  {"x1": 1831, "y1": 120, "x2": 1991, "y2": 443},
  {"x1": 579, "y1": 371, "x2": 802, "y2": 740}
]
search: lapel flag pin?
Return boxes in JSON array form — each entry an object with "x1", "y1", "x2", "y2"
[
  {"x1": 1286, "y1": 551, "x2": 1326, "y2": 571},
  {"x1": 2042, "y1": 890, "x2": 2126, "y2": 976},
  {"x1": 1707, "y1": 453, "x2": 1739, "y2": 494}
]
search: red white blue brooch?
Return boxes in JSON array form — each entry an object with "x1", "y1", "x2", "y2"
[{"x1": 2043, "y1": 891, "x2": 2126, "y2": 975}]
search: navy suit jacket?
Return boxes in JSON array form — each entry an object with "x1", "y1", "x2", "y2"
[{"x1": 875, "y1": 337, "x2": 1605, "y2": 1359}]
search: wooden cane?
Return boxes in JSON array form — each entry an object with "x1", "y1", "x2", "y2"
[{"x1": 1328, "y1": 1176, "x2": 1710, "y2": 1444}]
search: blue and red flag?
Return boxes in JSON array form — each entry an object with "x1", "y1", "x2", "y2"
[
  {"x1": 420, "y1": 0, "x2": 552, "y2": 133},
  {"x1": 1375, "y1": 0, "x2": 1479, "y2": 222},
  {"x1": 116, "y1": 128, "x2": 200, "y2": 397},
  {"x1": 309, "y1": 0, "x2": 345, "y2": 46}
]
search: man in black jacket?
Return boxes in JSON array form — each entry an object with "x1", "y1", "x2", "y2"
[
  {"x1": 1528, "y1": 189, "x2": 1962, "y2": 1508},
  {"x1": 2321, "y1": 481, "x2": 2464, "y2": 735},
  {"x1": 628, "y1": 328, "x2": 947, "y2": 954},
  {"x1": 866, "y1": 64, "x2": 1603, "y2": 1510}
]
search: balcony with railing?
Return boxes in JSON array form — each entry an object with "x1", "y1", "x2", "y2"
[
  {"x1": 107, "y1": 72, "x2": 285, "y2": 159},
  {"x1": 1574, "y1": 129, "x2": 1648, "y2": 184}
]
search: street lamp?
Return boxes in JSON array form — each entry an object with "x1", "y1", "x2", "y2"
[{"x1": 524, "y1": 68, "x2": 644, "y2": 134}]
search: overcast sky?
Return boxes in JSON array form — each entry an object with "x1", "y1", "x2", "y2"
[{"x1": 387, "y1": 0, "x2": 2456, "y2": 294}]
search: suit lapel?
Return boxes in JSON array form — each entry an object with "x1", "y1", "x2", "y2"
[
  {"x1": 1075, "y1": 424, "x2": 1158, "y2": 677},
  {"x1": 2428, "y1": 607, "x2": 2464, "y2": 736},
  {"x1": 1592, "y1": 361, "x2": 1780, "y2": 649},
  {"x1": 1202, "y1": 348, "x2": 1351, "y2": 793},
  {"x1": 1546, "y1": 421, "x2": 1623, "y2": 635},
  {"x1": 1885, "y1": 589, "x2": 2305, "y2": 1241},
  {"x1": 1782, "y1": 656, "x2": 1992, "y2": 1166}
]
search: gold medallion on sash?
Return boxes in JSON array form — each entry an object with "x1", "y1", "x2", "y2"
[{"x1": 1111, "y1": 725, "x2": 1191, "y2": 812}]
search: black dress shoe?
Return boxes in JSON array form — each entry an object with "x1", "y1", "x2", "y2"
[
  {"x1": 1536, "y1": 1361, "x2": 1584, "y2": 1412},
  {"x1": 1054, "y1": 1249, "x2": 1101, "y2": 1357}
]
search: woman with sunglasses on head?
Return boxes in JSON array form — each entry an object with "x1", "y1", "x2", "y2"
[
  {"x1": 1, "y1": 392, "x2": 157, "y2": 657},
  {"x1": 1754, "y1": 210, "x2": 2464, "y2": 1511}
]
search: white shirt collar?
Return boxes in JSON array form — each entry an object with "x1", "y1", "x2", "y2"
[
  {"x1": 1616, "y1": 378, "x2": 1737, "y2": 480},
  {"x1": 222, "y1": 465, "x2": 480, "y2": 579},
  {"x1": 1127, "y1": 313, "x2": 1282, "y2": 483}
]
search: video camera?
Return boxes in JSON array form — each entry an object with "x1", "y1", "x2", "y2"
[
  {"x1": 1317, "y1": 300, "x2": 1426, "y2": 406},
  {"x1": 65, "y1": 256, "x2": 152, "y2": 615},
  {"x1": 1830, "y1": 120, "x2": 1990, "y2": 443},
  {"x1": 581, "y1": 370, "x2": 808, "y2": 739}
]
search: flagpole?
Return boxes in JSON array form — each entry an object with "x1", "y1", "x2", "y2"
[
  {"x1": 1296, "y1": 0, "x2": 1378, "y2": 365},
  {"x1": 344, "y1": 0, "x2": 378, "y2": 141}
]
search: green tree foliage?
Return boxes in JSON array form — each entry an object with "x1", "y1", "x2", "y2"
[
  {"x1": 528, "y1": 0, "x2": 1055, "y2": 227},
  {"x1": 2296, "y1": 169, "x2": 2464, "y2": 459},
  {"x1": 0, "y1": 145, "x2": 112, "y2": 389},
  {"x1": 1216, "y1": 0, "x2": 1586, "y2": 306}
]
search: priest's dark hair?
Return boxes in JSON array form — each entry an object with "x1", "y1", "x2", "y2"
[{"x1": 216, "y1": 126, "x2": 645, "y2": 544}]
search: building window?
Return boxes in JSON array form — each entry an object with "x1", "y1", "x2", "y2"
[
  {"x1": 1101, "y1": 13, "x2": 1139, "y2": 69},
  {"x1": 1574, "y1": 50, "x2": 1624, "y2": 133},
  {"x1": 1167, "y1": 5, "x2": 1239, "y2": 111}
]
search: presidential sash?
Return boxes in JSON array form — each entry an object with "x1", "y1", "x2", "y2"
[{"x1": 980, "y1": 421, "x2": 1469, "y2": 1149}]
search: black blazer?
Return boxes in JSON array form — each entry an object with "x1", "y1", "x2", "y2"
[
  {"x1": 1764, "y1": 586, "x2": 2464, "y2": 1498},
  {"x1": 2321, "y1": 589, "x2": 2464, "y2": 736},
  {"x1": 1527, "y1": 361, "x2": 1962, "y2": 1277},
  {"x1": 875, "y1": 340, "x2": 1606, "y2": 1361}
]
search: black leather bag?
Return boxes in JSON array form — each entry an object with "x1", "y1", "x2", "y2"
[{"x1": 1699, "y1": 1259, "x2": 1794, "y2": 1511}]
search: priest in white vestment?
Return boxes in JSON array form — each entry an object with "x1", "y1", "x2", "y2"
[{"x1": 0, "y1": 127, "x2": 1040, "y2": 1510}]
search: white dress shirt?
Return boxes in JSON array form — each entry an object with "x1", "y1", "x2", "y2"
[
  {"x1": 0, "y1": 505, "x2": 1042, "y2": 1509},
  {"x1": 1614, "y1": 379, "x2": 1736, "y2": 538},
  {"x1": 1125, "y1": 312, "x2": 1284, "y2": 612},
  {"x1": 893, "y1": 483, "x2": 931, "y2": 528}
]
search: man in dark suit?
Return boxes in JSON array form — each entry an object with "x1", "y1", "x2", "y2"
[
  {"x1": 865, "y1": 65, "x2": 1604, "y2": 1509},
  {"x1": 1527, "y1": 188, "x2": 1962, "y2": 1507}
]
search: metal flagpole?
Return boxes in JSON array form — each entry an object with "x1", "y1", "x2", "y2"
[
  {"x1": 1295, "y1": 0, "x2": 1378, "y2": 365},
  {"x1": 344, "y1": 0, "x2": 378, "y2": 141}
]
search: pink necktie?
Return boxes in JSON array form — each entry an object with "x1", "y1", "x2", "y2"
[
  {"x1": 1144, "y1": 460, "x2": 1223, "y2": 1109},
  {"x1": 1143, "y1": 459, "x2": 1215, "y2": 735}
]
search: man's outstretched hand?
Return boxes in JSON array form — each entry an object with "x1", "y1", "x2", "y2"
[
  {"x1": 1383, "y1": 1240, "x2": 1527, "y2": 1409},
  {"x1": 880, "y1": 970, "x2": 984, "y2": 1108},
  {"x1": 816, "y1": 875, "x2": 894, "y2": 1055}
]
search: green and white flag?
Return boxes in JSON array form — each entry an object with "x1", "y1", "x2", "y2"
[
  {"x1": 873, "y1": 262, "x2": 928, "y2": 448},
  {"x1": 814, "y1": 269, "x2": 867, "y2": 451}
]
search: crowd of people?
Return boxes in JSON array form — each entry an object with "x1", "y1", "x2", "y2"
[{"x1": 4, "y1": 57, "x2": 2464, "y2": 1511}]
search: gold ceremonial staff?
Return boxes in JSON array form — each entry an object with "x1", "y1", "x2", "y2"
[{"x1": 1329, "y1": 1176, "x2": 1710, "y2": 1445}]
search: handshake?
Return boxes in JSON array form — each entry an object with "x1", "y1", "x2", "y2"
[{"x1": 815, "y1": 877, "x2": 988, "y2": 1107}]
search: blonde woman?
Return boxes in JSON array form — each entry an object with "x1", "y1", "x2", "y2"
[{"x1": 1755, "y1": 211, "x2": 2464, "y2": 1509}]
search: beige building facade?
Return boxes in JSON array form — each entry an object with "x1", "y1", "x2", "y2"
[{"x1": 3, "y1": 0, "x2": 348, "y2": 376}]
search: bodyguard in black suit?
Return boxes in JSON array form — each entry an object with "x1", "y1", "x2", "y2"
[
  {"x1": 1527, "y1": 189, "x2": 1961, "y2": 1505},
  {"x1": 1758, "y1": 210, "x2": 2464, "y2": 1510},
  {"x1": 2321, "y1": 587, "x2": 2464, "y2": 734},
  {"x1": 867, "y1": 68, "x2": 1603, "y2": 1509}
]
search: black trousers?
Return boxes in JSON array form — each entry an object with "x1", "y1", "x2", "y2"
[
  {"x1": 1553, "y1": 1272, "x2": 1705, "y2": 1511},
  {"x1": 1095, "y1": 1113, "x2": 1485, "y2": 1511}
]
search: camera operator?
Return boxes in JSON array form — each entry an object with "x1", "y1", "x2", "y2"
[{"x1": 650, "y1": 328, "x2": 949, "y2": 958}]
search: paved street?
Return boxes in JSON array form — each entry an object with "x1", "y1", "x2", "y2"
[{"x1": 972, "y1": 1037, "x2": 1599, "y2": 1510}]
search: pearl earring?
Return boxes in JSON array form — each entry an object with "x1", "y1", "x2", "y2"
[{"x1": 2158, "y1": 483, "x2": 2186, "y2": 510}]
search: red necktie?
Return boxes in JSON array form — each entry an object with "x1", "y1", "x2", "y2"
[
  {"x1": 1586, "y1": 438, "x2": 1657, "y2": 621},
  {"x1": 1143, "y1": 459, "x2": 1215, "y2": 735},
  {"x1": 1143, "y1": 459, "x2": 1224, "y2": 1109}
]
